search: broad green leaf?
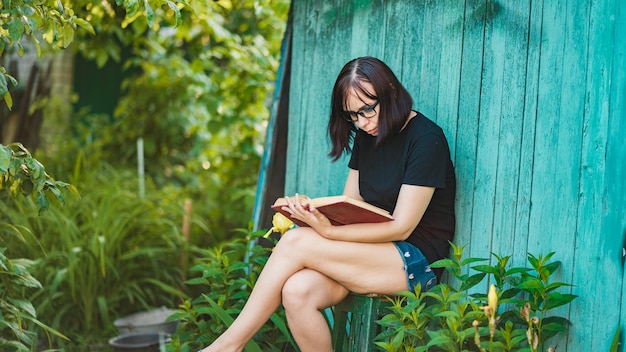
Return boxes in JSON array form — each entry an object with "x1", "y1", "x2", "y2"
[
  {"x1": 269, "y1": 313, "x2": 297, "y2": 349},
  {"x1": 166, "y1": 1, "x2": 182, "y2": 26},
  {"x1": 471, "y1": 264, "x2": 498, "y2": 274},
  {"x1": 544, "y1": 292, "x2": 577, "y2": 310},
  {"x1": 460, "y1": 257, "x2": 486, "y2": 266},
  {"x1": 516, "y1": 277, "x2": 543, "y2": 291},
  {"x1": 426, "y1": 332, "x2": 455, "y2": 348},
  {"x1": 3, "y1": 92, "x2": 12, "y2": 110},
  {"x1": 61, "y1": 25, "x2": 74, "y2": 48},
  {"x1": 543, "y1": 261, "x2": 561, "y2": 275},
  {"x1": 505, "y1": 267, "x2": 531, "y2": 276},
  {"x1": 435, "y1": 310, "x2": 461, "y2": 320},
  {"x1": 43, "y1": 28, "x2": 56, "y2": 44},
  {"x1": 541, "y1": 322, "x2": 569, "y2": 333},
  {"x1": 430, "y1": 258, "x2": 455, "y2": 269},
  {"x1": 460, "y1": 272, "x2": 486, "y2": 291},
  {"x1": 75, "y1": 18, "x2": 95, "y2": 35},
  {"x1": 36, "y1": 190, "x2": 50, "y2": 214},
  {"x1": 545, "y1": 281, "x2": 573, "y2": 292},
  {"x1": 0, "y1": 145, "x2": 11, "y2": 172},
  {"x1": 8, "y1": 19, "x2": 25, "y2": 41},
  {"x1": 7, "y1": 299, "x2": 37, "y2": 318},
  {"x1": 0, "y1": 74, "x2": 7, "y2": 96}
]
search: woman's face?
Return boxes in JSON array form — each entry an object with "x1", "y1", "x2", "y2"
[{"x1": 344, "y1": 82, "x2": 380, "y2": 136}]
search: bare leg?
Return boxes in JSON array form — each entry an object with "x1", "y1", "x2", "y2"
[
  {"x1": 200, "y1": 236, "x2": 306, "y2": 352},
  {"x1": 200, "y1": 227, "x2": 407, "y2": 352},
  {"x1": 282, "y1": 269, "x2": 349, "y2": 352}
]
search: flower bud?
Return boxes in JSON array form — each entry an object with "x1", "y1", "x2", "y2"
[
  {"x1": 263, "y1": 212, "x2": 294, "y2": 238},
  {"x1": 273, "y1": 212, "x2": 293, "y2": 234},
  {"x1": 520, "y1": 302, "x2": 530, "y2": 321},
  {"x1": 487, "y1": 284, "x2": 498, "y2": 318}
]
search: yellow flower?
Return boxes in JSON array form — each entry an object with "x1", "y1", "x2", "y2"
[{"x1": 263, "y1": 213, "x2": 294, "y2": 238}]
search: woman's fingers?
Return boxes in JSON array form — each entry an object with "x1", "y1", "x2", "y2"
[{"x1": 283, "y1": 194, "x2": 308, "y2": 218}]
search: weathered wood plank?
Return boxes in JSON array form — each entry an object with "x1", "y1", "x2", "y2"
[
  {"x1": 364, "y1": 0, "x2": 386, "y2": 58},
  {"x1": 414, "y1": 1, "x2": 443, "y2": 120},
  {"x1": 489, "y1": 1, "x2": 531, "y2": 273},
  {"x1": 298, "y1": 0, "x2": 337, "y2": 197},
  {"x1": 454, "y1": 0, "x2": 486, "y2": 259},
  {"x1": 400, "y1": 1, "x2": 426, "y2": 112},
  {"x1": 322, "y1": 1, "x2": 357, "y2": 196},
  {"x1": 350, "y1": 0, "x2": 373, "y2": 58},
  {"x1": 285, "y1": 0, "x2": 314, "y2": 195},
  {"x1": 569, "y1": 0, "x2": 624, "y2": 349},
  {"x1": 434, "y1": 0, "x2": 464, "y2": 161},
  {"x1": 513, "y1": 0, "x2": 542, "y2": 270},
  {"x1": 381, "y1": 1, "x2": 408, "y2": 78},
  {"x1": 612, "y1": 0, "x2": 626, "y2": 347},
  {"x1": 468, "y1": 0, "x2": 506, "y2": 288}
]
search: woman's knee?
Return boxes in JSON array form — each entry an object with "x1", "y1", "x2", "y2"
[
  {"x1": 274, "y1": 227, "x2": 318, "y2": 254},
  {"x1": 282, "y1": 272, "x2": 316, "y2": 311}
]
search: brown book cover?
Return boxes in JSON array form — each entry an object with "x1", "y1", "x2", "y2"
[{"x1": 271, "y1": 195, "x2": 394, "y2": 227}]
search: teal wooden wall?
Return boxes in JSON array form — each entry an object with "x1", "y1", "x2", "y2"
[{"x1": 280, "y1": 0, "x2": 625, "y2": 350}]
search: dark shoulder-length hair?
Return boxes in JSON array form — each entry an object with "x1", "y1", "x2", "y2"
[{"x1": 327, "y1": 56, "x2": 413, "y2": 161}]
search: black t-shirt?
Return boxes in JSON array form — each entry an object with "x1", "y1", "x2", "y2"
[{"x1": 348, "y1": 111, "x2": 456, "y2": 267}]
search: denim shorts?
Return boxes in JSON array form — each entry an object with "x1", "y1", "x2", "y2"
[{"x1": 393, "y1": 241, "x2": 437, "y2": 292}]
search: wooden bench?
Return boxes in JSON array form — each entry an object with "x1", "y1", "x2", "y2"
[{"x1": 331, "y1": 293, "x2": 391, "y2": 352}]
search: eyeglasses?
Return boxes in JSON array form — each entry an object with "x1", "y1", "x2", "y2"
[{"x1": 343, "y1": 101, "x2": 379, "y2": 122}]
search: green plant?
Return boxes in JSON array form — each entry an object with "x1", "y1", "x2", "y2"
[
  {"x1": 375, "y1": 244, "x2": 577, "y2": 352},
  {"x1": 168, "y1": 224, "x2": 298, "y2": 352},
  {"x1": 0, "y1": 247, "x2": 69, "y2": 351},
  {"x1": 2, "y1": 163, "x2": 189, "y2": 351},
  {"x1": 0, "y1": 142, "x2": 78, "y2": 214}
]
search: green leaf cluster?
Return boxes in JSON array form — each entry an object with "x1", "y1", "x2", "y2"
[
  {"x1": 0, "y1": 142, "x2": 79, "y2": 214},
  {"x1": 0, "y1": 247, "x2": 68, "y2": 351},
  {"x1": 168, "y1": 226, "x2": 298, "y2": 352},
  {"x1": 374, "y1": 244, "x2": 577, "y2": 352}
]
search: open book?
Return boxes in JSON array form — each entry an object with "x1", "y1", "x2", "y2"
[{"x1": 271, "y1": 195, "x2": 394, "y2": 227}]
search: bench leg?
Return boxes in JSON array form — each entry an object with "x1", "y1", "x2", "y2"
[{"x1": 331, "y1": 293, "x2": 389, "y2": 352}]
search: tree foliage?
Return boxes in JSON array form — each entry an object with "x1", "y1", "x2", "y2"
[
  {"x1": 0, "y1": 0, "x2": 190, "y2": 107},
  {"x1": 3, "y1": 0, "x2": 290, "y2": 238}
]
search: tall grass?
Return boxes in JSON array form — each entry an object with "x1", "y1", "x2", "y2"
[{"x1": 2, "y1": 164, "x2": 191, "y2": 350}]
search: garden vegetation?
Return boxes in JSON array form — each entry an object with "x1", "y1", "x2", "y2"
[{"x1": 1, "y1": 0, "x2": 290, "y2": 350}]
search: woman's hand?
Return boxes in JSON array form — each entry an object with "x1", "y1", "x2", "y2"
[{"x1": 282, "y1": 194, "x2": 334, "y2": 238}]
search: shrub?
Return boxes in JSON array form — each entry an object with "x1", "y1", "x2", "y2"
[
  {"x1": 1, "y1": 164, "x2": 189, "y2": 350},
  {"x1": 0, "y1": 248, "x2": 68, "y2": 351},
  {"x1": 375, "y1": 243, "x2": 577, "y2": 352}
]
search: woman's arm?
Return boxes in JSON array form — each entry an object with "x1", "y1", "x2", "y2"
[
  {"x1": 323, "y1": 184, "x2": 434, "y2": 242},
  {"x1": 284, "y1": 170, "x2": 434, "y2": 243},
  {"x1": 342, "y1": 169, "x2": 363, "y2": 201}
]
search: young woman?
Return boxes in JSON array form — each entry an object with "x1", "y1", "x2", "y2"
[{"x1": 201, "y1": 56, "x2": 456, "y2": 352}]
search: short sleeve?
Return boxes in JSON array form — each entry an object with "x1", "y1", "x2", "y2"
[{"x1": 403, "y1": 132, "x2": 448, "y2": 188}]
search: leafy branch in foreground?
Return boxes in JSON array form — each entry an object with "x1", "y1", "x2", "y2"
[
  {"x1": 0, "y1": 142, "x2": 79, "y2": 213},
  {"x1": 0, "y1": 247, "x2": 70, "y2": 351}
]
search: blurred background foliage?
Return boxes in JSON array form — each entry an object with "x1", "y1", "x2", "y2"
[{"x1": 1, "y1": 0, "x2": 291, "y2": 350}]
